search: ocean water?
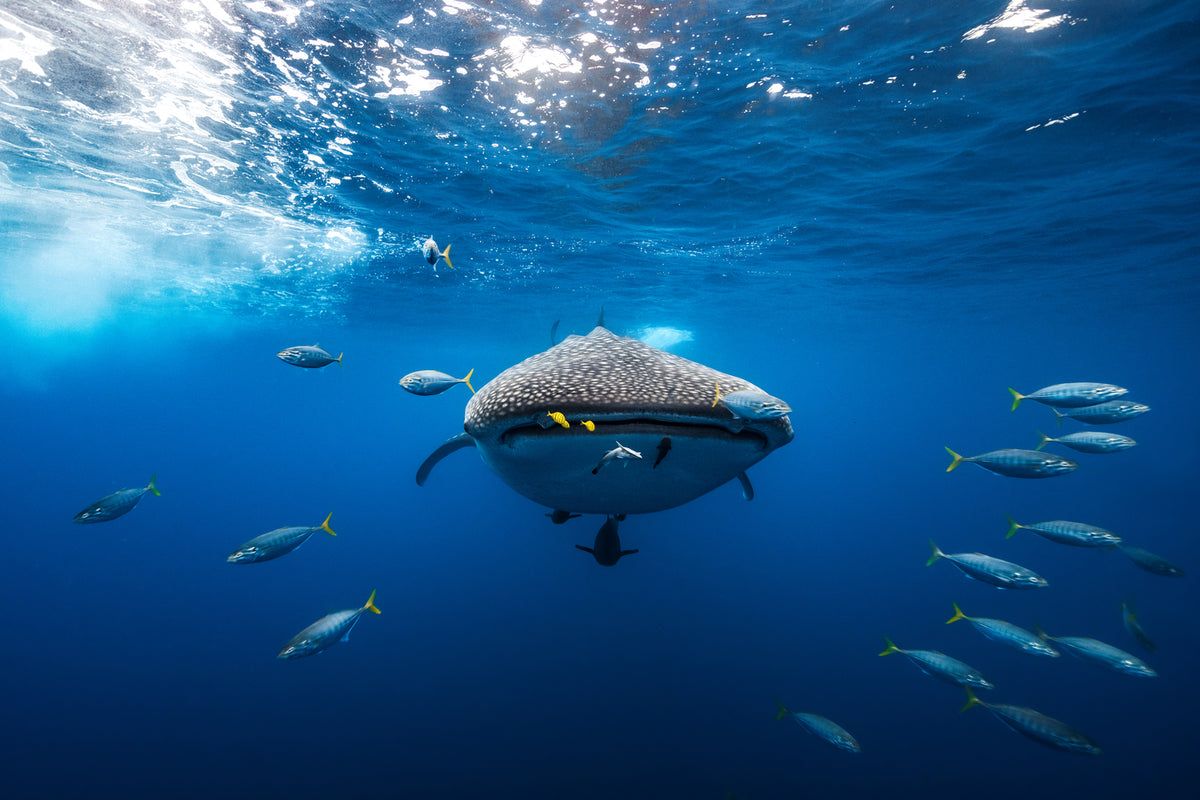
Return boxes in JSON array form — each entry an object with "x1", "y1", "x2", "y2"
[{"x1": 2, "y1": 0, "x2": 1198, "y2": 797}]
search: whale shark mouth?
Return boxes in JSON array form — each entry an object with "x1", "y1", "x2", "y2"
[{"x1": 496, "y1": 418, "x2": 772, "y2": 449}]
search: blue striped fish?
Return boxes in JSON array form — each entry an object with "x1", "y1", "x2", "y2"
[
  {"x1": 945, "y1": 447, "x2": 1077, "y2": 479},
  {"x1": 227, "y1": 513, "x2": 337, "y2": 564},
  {"x1": 927, "y1": 541, "x2": 1048, "y2": 589},
  {"x1": 1008, "y1": 382, "x2": 1126, "y2": 410},
  {"x1": 399, "y1": 369, "x2": 476, "y2": 395},
  {"x1": 1036, "y1": 430, "x2": 1136, "y2": 453},
  {"x1": 73, "y1": 474, "x2": 160, "y2": 523},
  {"x1": 879, "y1": 636, "x2": 993, "y2": 689},
  {"x1": 1118, "y1": 544, "x2": 1185, "y2": 577},
  {"x1": 1036, "y1": 627, "x2": 1156, "y2": 677},
  {"x1": 1121, "y1": 598, "x2": 1156, "y2": 654},
  {"x1": 961, "y1": 688, "x2": 1101, "y2": 755},
  {"x1": 775, "y1": 699, "x2": 860, "y2": 753},
  {"x1": 1005, "y1": 516, "x2": 1121, "y2": 548},
  {"x1": 1053, "y1": 400, "x2": 1149, "y2": 425},
  {"x1": 278, "y1": 590, "x2": 381, "y2": 660},
  {"x1": 945, "y1": 603, "x2": 1059, "y2": 657},
  {"x1": 713, "y1": 383, "x2": 792, "y2": 420},
  {"x1": 276, "y1": 345, "x2": 342, "y2": 369}
]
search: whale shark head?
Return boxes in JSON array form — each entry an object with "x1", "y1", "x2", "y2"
[{"x1": 459, "y1": 327, "x2": 792, "y2": 515}]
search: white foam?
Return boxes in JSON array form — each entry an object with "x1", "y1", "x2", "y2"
[
  {"x1": 634, "y1": 327, "x2": 695, "y2": 351},
  {"x1": 963, "y1": 0, "x2": 1071, "y2": 41},
  {"x1": 0, "y1": 9, "x2": 55, "y2": 77}
]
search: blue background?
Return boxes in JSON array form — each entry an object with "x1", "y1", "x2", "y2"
[{"x1": 1, "y1": 1, "x2": 1197, "y2": 798}]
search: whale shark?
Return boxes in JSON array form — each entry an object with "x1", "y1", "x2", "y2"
[{"x1": 416, "y1": 326, "x2": 792, "y2": 516}]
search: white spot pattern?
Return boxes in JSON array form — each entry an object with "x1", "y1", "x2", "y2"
[{"x1": 465, "y1": 327, "x2": 791, "y2": 441}]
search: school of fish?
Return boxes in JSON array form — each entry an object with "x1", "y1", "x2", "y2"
[
  {"x1": 782, "y1": 380, "x2": 1177, "y2": 756},
  {"x1": 75, "y1": 324, "x2": 1184, "y2": 759}
]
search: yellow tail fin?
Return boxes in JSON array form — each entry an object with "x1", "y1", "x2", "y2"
[
  {"x1": 960, "y1": 687, "x2": 981, "y2": 713},
  {"x1": 1053, "y1": 409, "x2": 1065, "y2": 428},
  {"x1": 775, "y1": 697, "x2": 790, "y2": 720},
  {"x1": 147, "y1": 473, "x2": 161, "y2": 496},
  {"x1": 878, "y1": 635, "x2": 901, "y2": 657},
  {"x1": 1035, "y1": 430, "x2": 1051, "y2": 451},
  {"x1": 944, "y1": 447, "x2": 964, "y2": 472},
  {"x1": 946, "y1": 603, "x2": 967, "y2": 625},
  {"x1": 321, "y1": 513, "x2": 337, "y2": 536},
  {"x1": 461, "y1": 367, "x2": 475, "y2": 394},
  {"x1": 1005, "y1": 515, "x2": 1020, "y2": 540},
  {"x1": 442, "y1": 243, "x2": 453, "y2": 270},
  {"x1": 926, "y1": 540, "x2": 943, "y2": 567},
  {"x1": 336, "y1": 352, "x2": 344, "y2": 370},
  {"x1": 712, "y1": 381, "x2": 723, "y2": 408},
  {"x1": 364, "y1": 589, "x2": 382, "y2": 614},
  {"x1": 1008, "y1": 387, "x2": 1024, "y2": 411}
]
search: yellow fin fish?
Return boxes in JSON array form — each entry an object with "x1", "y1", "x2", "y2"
[
  {"x1": 423, "y1": 238, "x2": 453, "y2": 269},
  {"x1": 583, "y1": 420, "x2": 596, "y2": 432},
  {"x1": 547, "y1": 411, "x2": 570, "y2": 429}
]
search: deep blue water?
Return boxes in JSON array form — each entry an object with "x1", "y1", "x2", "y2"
[{"x1": 2, "y1": 1, "x2": 1199, "y2": 798}]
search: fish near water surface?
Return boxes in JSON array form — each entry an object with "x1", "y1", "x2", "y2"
[
  {"x1": 73, "y1": 474, "x2": 160, "y2": 523},
  {"x1": 961, "y1": 688, "x2": 1101, "y2": 755},
  {"x1": 422, "y1": 238, "x2": 453, "y2": 269},
  {"x1": 927, "y1": 541, "x2": 1048, "y2": 590},
  {"x1": 278, "y1": 590, "x2": 381, "y2": 660},
  {"x1": 415, "y1": 326, "x2": 792, "y2": 516},
  {"x1": 945, "y1": 447, "x2": 1077, "y2": 479},
  {"x1": 227, "y1": 513, "x2": 337, "y2": 564},
  {"x1": 775, "y1": 699, "x2": 861, "y2": 753},
  {"x1": 276, "y1": 345, "x2": 342, "y2": 369}
]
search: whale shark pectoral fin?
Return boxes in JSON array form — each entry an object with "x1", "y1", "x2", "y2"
[
  {"x1": 416, "y1": 432, "x2": 476, "y2": 486},
  {"x1": 575, "y1": 545, "x2": 594, "y2": 554},
  {"x1": 736, "y1": 471, "x2": 755, "y2": 501}
]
